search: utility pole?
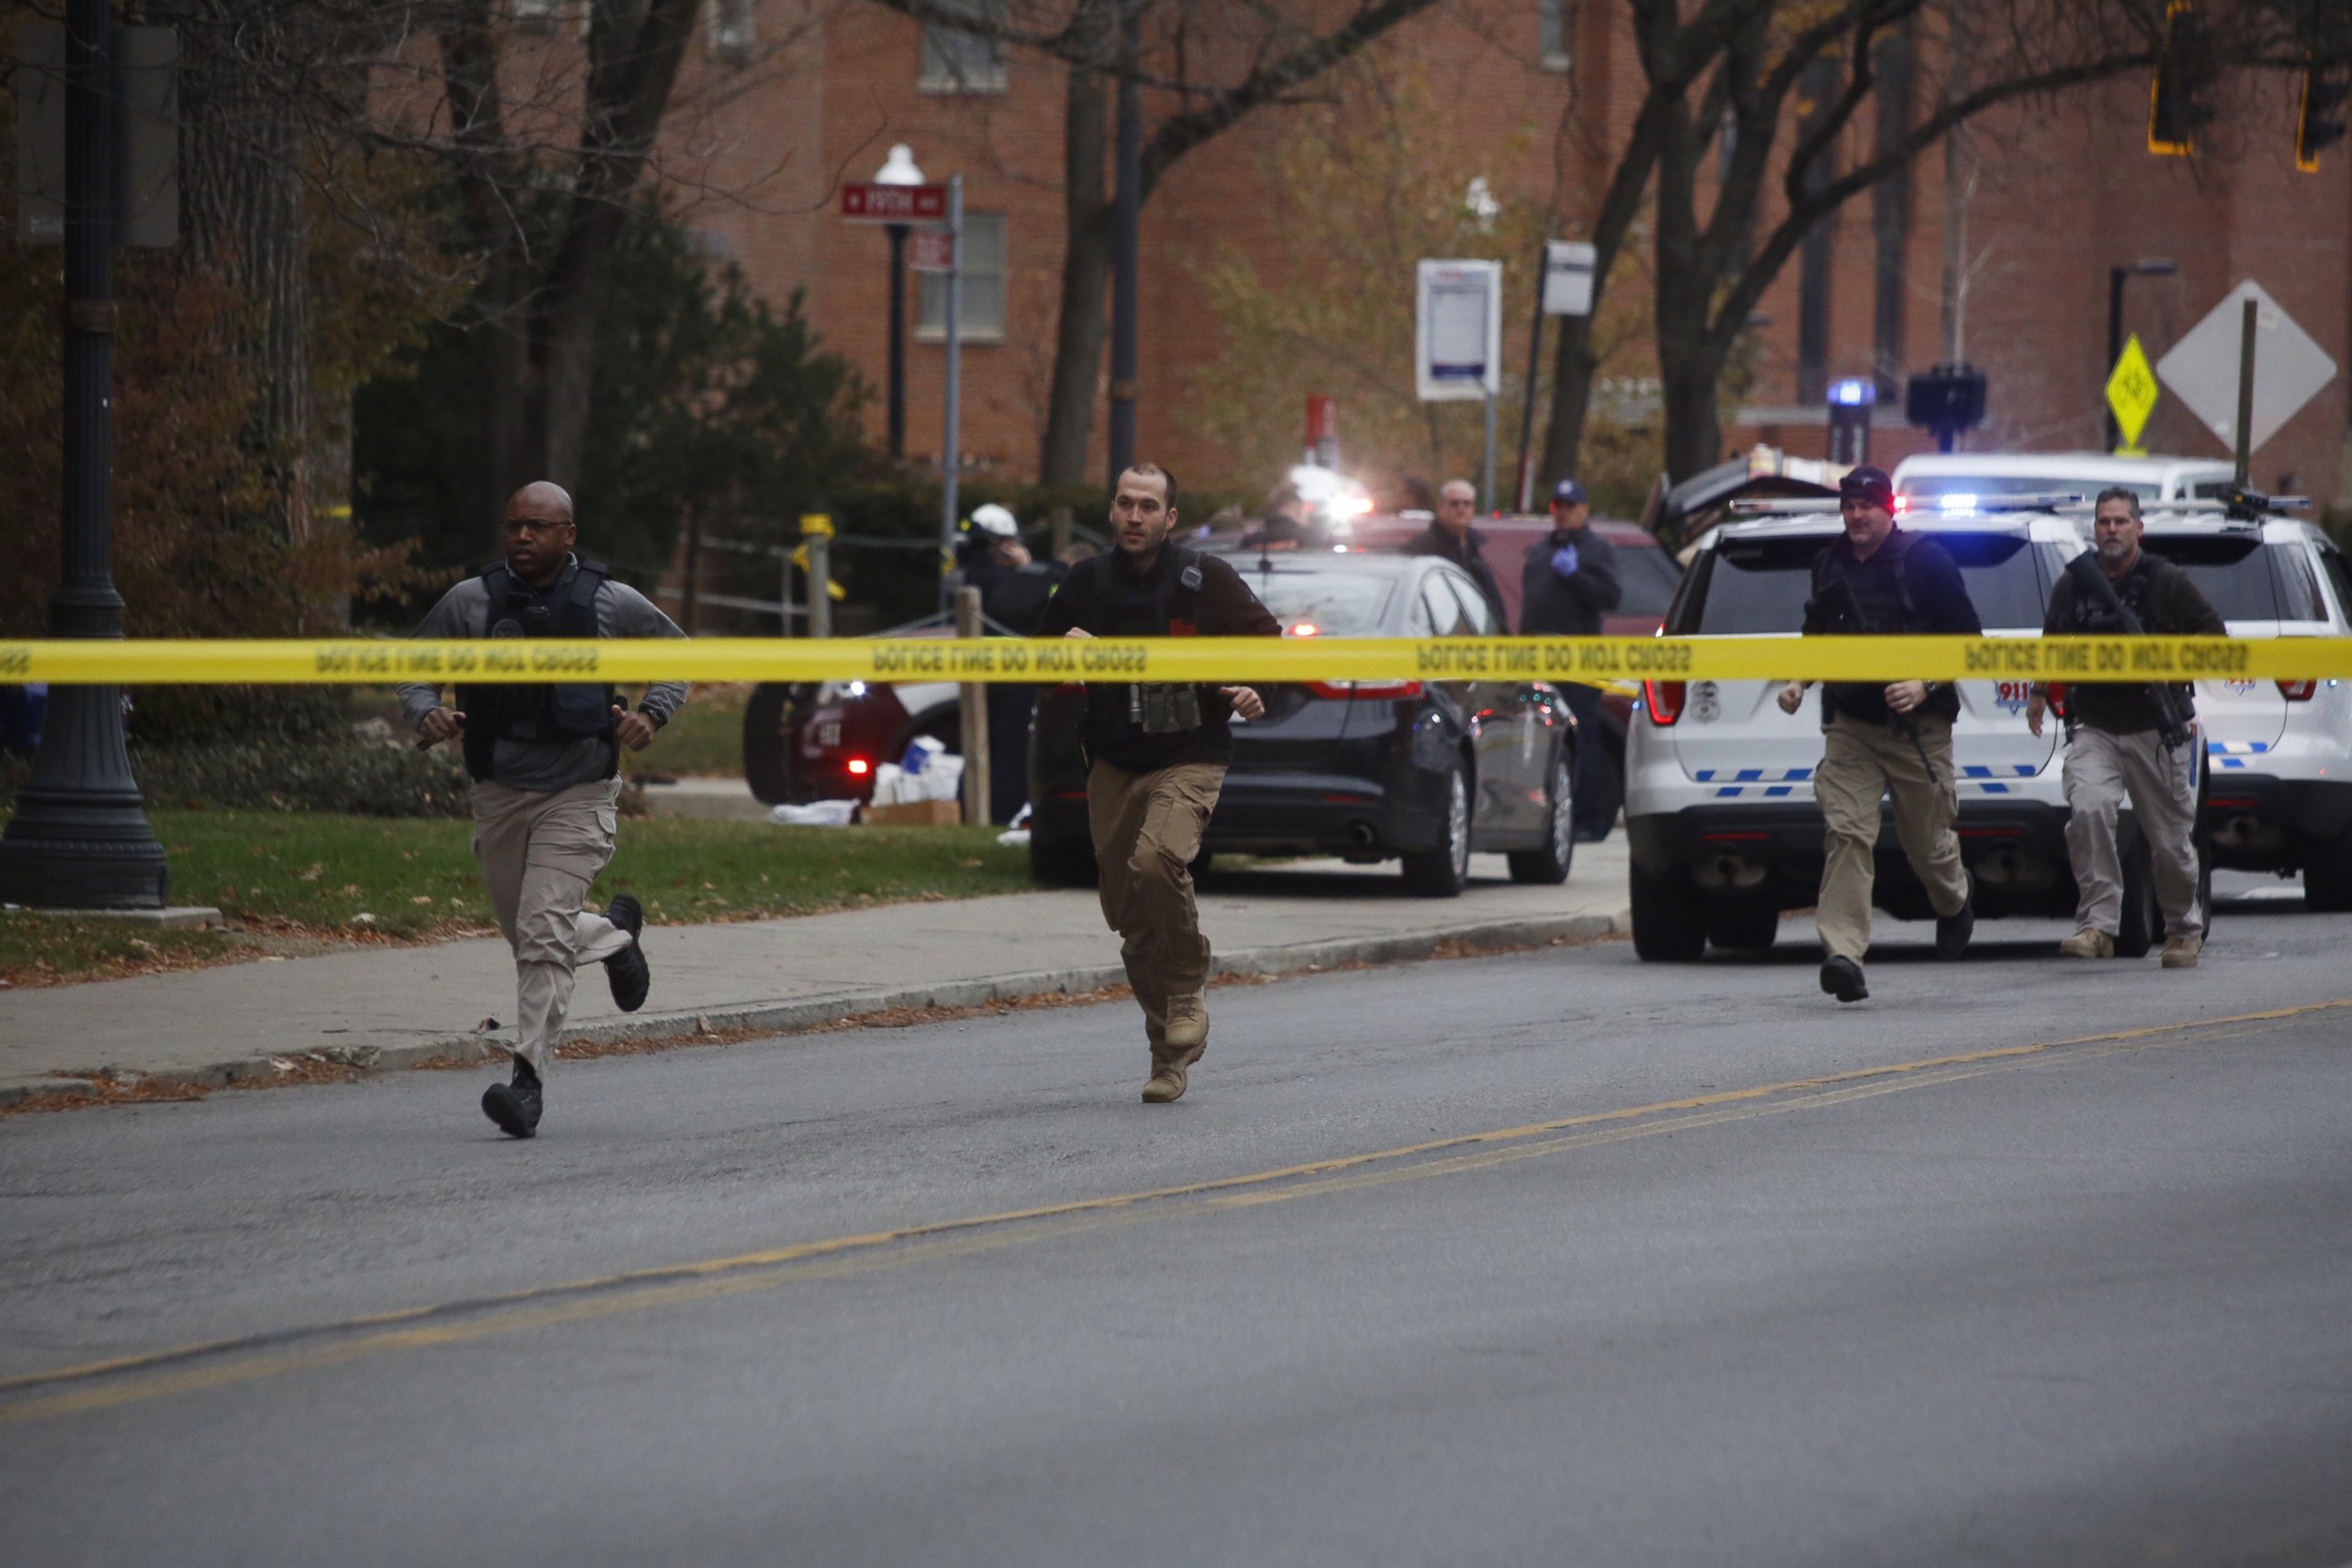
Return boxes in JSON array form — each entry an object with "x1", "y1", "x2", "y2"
[
  {"x1": 1106, "y1": 3, "x2": 1142, "y2": 485},
  {"x1": 0, "y1": 0, "x2": 169, "y2": 909}
]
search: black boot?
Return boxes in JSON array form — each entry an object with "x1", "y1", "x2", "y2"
[
  {"x1": 481, "y1": 1059, "x2": 544, "y2": 1138},
  {"x1": 603, "y1": 894, "x2": 650, "y2": 1013},
  {"x1": 1934, "y1": 891, "x2": 1975, "y2": 961},
  {"x1": 1818, "y1": 954, "x2": 1869, "y2": 1004}
]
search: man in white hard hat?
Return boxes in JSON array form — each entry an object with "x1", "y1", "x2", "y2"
[{"x1": 956, "y1": 504, "x2": 1057, "y2": 822}]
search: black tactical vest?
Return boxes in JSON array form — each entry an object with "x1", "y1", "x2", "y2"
[
  {"x1": 455, "y1": 559, "x2": 622, "y2": 782},
  {"x1": 1809, "y1": 530, "x2": 1961, "y2": 724}
]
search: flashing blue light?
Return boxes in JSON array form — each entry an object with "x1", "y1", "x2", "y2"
[{"x1": 1828, "y1": 378, "x2": 1877, "y2": 407}]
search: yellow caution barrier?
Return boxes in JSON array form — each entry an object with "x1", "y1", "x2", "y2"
[{"x1": 0, "y1": 634, "x2": 2343, "y2": 686}]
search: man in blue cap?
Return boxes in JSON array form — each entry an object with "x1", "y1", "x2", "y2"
[
  {"x1": 1521, "y1": 477, "x2": 1622, "y2": 840},
  {"x1": 1775, "y1": 464, "x2": 1980, "y2": 1003}
]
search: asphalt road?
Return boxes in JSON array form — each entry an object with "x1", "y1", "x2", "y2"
[{"x1": 4, "y1": 893, "x2": 2350, "y2": 1567}]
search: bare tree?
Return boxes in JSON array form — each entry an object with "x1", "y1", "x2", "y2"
[
  {"x1": 1543, "y1": 0, "x2": 2312, "y2": 487},
  {"x1": 866, "y1": 0, "x2": 1460, "y2": 484}
]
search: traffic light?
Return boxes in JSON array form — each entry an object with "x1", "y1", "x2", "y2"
[
  {"x1": 2298, "y1": 59, "x2": 2349, "y2": 172},
  {"x1": 2148, "y1": 0, "x2": 2218, "y2": 156}
]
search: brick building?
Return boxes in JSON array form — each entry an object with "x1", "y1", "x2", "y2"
[{"x1": 654, "y1": 1, "x2": 2351, "y2": 506}]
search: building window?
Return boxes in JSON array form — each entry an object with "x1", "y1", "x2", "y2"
[
  {"x1": 709, "y1": 0, "x2": 754, "y2": 64},
  {"x1": 1537, "y1": 0, "x2": 1573, "y2": 72},
  {"x1": 920, "y1": 0, "x2": 1007, "y2": 94},
  {"x1": 917, "y1": 213, "x2": 1007, "y2": 341},
  {"x1": 513, "y1": 0, "x2": 566, "y2": 33}
]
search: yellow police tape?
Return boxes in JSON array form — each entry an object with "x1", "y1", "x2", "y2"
[{"x1": 1, "y1": 633, "x2": 2347, "y2": 686}]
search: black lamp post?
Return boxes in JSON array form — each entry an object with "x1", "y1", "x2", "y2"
[
  {"x1": 875, "y1": 143, "x2": 925, "y2": 463},
  {"x1": 0, "y1": 0, "x2": 169, "y2": 910},
  {"x1": 2104, "y1": 257, "x2": 2177, "y2": 450}
]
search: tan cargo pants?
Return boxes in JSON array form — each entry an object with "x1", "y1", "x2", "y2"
[
  {"x1": 1814, "y1": 713, "x2": 1969, "y2": 964},
  {"x1": 2063, "y1": 723, "x2": 2201, "y2": 939},
  {"x1": 471, "y1": 777, "x2": 634, "y2": 1073},
  {"x1": 1087, "y1": 760, "x2": 1227, "y2": 1055}
]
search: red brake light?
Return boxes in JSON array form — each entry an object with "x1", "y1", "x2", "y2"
[
  {"x1": 2278, "y1": 680, "x2": 2318, "y2": 701},
  {"x1": 1643, "y1": 680, "x2": 1685, "y2": 725},
  {"x1": 847, "y1": 758, "x2": 871, "y2": 775},
  {"x1": 1893, "y1": 495, "x2": 1909, "y2": 514},
  {"x1": 1307, "y1": 679, "x2": 1424, "y2": 701}
]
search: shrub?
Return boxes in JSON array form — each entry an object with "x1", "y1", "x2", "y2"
[{"x1": 128, "y1": 737, "x2": 472, "y2": 818}]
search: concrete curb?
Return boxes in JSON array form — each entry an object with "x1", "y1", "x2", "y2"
[{"x1": 0, "y1": 906, "x2": 1628, "y2": 1109}]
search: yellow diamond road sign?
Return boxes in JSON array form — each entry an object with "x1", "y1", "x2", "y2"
[{"x1": 2106, "y1": 333, "x2": 2160, "y2": 454}]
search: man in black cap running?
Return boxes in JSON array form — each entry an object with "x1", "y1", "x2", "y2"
[{"x1": 1775, "y1": 466, "x2": 1981, "y2": 1003}]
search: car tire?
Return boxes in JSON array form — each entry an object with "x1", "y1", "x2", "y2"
[
  {"x1": 2302, "y1": 829, "x2": 2352, "y2": 911},
  {"x1": 1631, "y1": 861, "x2": 1708, "y2": 962},
  {"x1": 1402, "y1": 763, "x2": 1473, "y2": 897},
  {"x1": 1507, "y1": 749, "x2": 1575, "y2": 886},
  {"x1": 2115, "y1": 833, "x2": 2159, "y2": 958},
  {"x1": 1028, "y1": 832, "x2": 1099, "y2": 888},
  {"x1": 742, "y1": 683, "x2": 794, "y2": 804},
  {"x1": 1706, "y1": 898, "x2": 1779, "y2": 953}
]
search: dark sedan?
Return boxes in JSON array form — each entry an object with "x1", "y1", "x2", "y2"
[{"x1": 1026, "y1": 553, "x2": 1582, "y2": 897}]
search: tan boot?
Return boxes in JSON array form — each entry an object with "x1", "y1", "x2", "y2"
[
  {"x1": 1142, "y1": 1042, "x2": 1206, "y2": 1103},
  {"x1": 2058, "y1": 927, "x2": 2115, "y2": 959},
  {"x1": 2161, "y1": 933, "x2": 2202, "y2": 968},
  {"x1": 1142, "y1": 1000, "x2": 1209, "y2": 1104}
]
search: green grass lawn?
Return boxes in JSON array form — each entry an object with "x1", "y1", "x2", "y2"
[
  {"x1": 350, "y1": 681, "x2": 750, "y2": 780},
  {"x1": 0, "y1": 808, "x2": 1030, "y2": 986},
  {"x1": 621, "y1": 681, "x2": 748, "y2": 779}
]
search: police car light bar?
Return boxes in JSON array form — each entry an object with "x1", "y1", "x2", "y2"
[
  {"x1": 2055, "y1": 495, "x2": 2309, "y2": 523},
  {"x1": 1724, "y1": 492, "x2": 2086, "y2": 517}
]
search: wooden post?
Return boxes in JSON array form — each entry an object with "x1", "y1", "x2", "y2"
[
  {"x1": 956, "y1": 585, "x2": 990, "y2": 826},
  {"x1": 806, "y1": 532, "x2": 832, "y2": 640}
]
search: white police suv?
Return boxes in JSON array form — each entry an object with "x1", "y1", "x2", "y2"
[
  {"x1": 1625, "y1": 505, "x2": 2112, "y2": 960},
  {"x1": 2133, "y1": 505, "x2": 2352, "y2": 910}
]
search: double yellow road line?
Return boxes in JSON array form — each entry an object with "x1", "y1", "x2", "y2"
[{"x1": 3, "y1": 999, "x2": 2337, "y2": 1427}]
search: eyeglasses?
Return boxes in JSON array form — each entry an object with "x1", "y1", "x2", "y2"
[
  {"x1": 1442, "y1": 497, "x2": 1475, "y2": 508},
  {"x1": 503, "y1": 517, "x2": 570, "y2": 535}
]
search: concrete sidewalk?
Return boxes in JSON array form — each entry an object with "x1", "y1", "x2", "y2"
[{"x1": 0, "y1": 843, "x2": 1631, "y2": 1106}]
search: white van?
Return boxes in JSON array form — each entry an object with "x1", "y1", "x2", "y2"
[{"x1": 1892, "y1": 452, "x2": 2236, "y2": 511}]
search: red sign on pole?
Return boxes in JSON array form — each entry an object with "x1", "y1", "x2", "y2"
[
  {"x1": 840, "y1": 183, "x2": 949, "y2": 223},
  {"x1": 906, "y1": 229, "x2": 956, "y2": 273}
]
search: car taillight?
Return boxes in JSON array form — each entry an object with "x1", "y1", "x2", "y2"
[
  {"x1": 1643, "y1": 680, "x2": 1685, "y2": 725},
  {"x1": 847, "y1": 758, "x2": 871, "y2": 776},
  {"x1": 2278, "y1": 680, "x2": 2318, "y2": 701},
  {"x1": 1306, "y1": 679, "x2": 1424, "y2": 700}
]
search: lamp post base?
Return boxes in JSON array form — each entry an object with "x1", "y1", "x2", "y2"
[{"x1": 0, "y1": 684, "x2": 169, "y2": 909}]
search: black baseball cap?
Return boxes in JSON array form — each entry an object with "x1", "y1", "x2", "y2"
[{"x1": 1838, "y1": 466, "x2": 1896, "y2": 510}]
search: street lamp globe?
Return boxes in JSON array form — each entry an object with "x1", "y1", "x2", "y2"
[{"x1": 876, "y1": 143, "x2": 926, "y2": 186}]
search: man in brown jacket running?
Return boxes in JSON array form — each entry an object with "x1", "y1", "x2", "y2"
[{"x1": 1036, "y1": 464, "x2": 1279, "y2": 1102}]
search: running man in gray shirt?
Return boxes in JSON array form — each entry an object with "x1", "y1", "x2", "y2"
[{"x1": 397, "y1": 481, "x2": 689, "y2": 1138}]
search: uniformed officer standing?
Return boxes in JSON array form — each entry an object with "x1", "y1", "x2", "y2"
[
  {"x1": 398, "y1": 482, "x2": 689, "y2": 1137},
  {"x1": 2027, "y1": 487, "x2": 2223, "y2": 966},
  {"x1": 1522, "y1": 477, "x2": 1622, "y2": 840},
  {"x1": 1776, "y1": 466, "x2": 1982, "y2": 1003},
  {"x1": 1036, "y1": 464, "x2": 1279, "y2": 1102}
]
